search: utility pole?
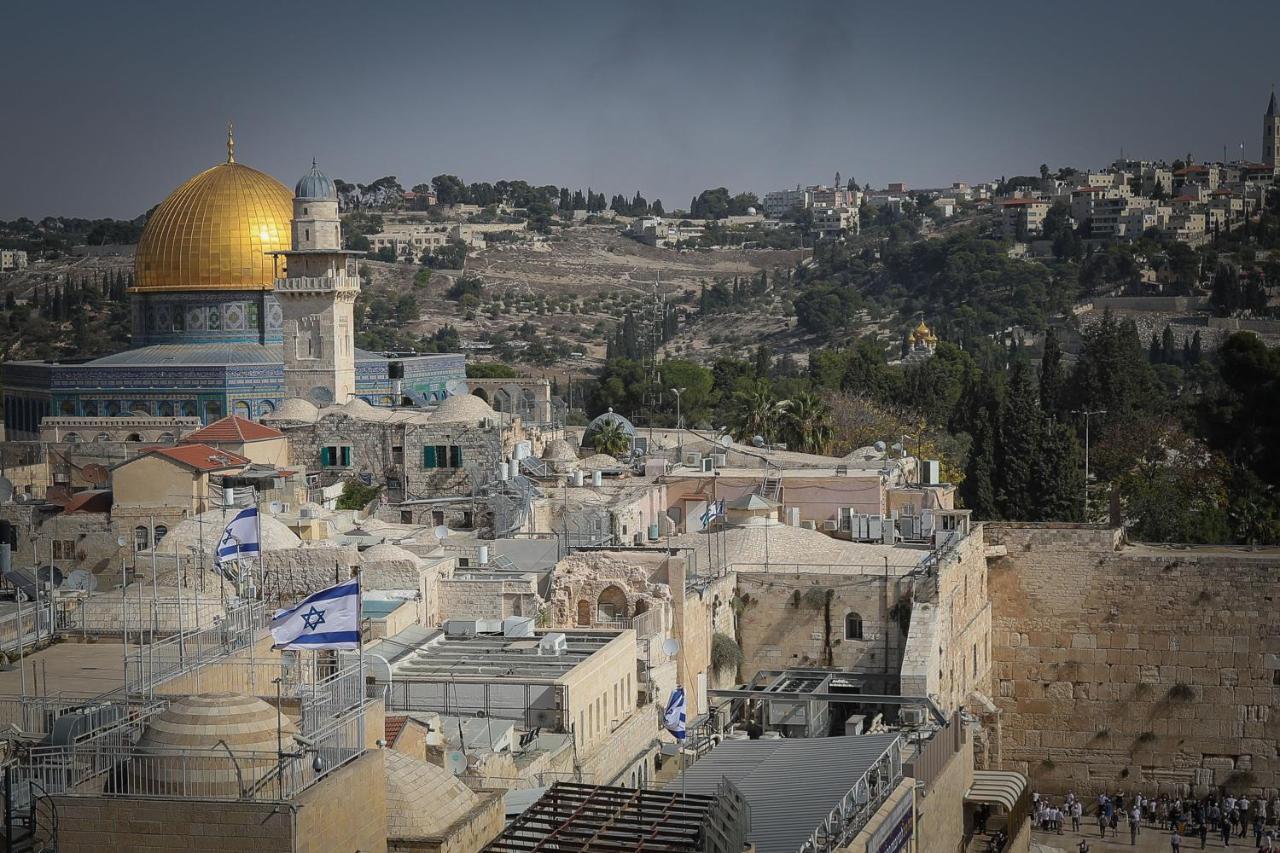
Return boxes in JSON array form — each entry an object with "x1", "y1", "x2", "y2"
[
  {"x1": 1071, "y1": 409, "x2": 1106, "y2": 519},
  {"x1": 670, "y1": 387, "x2": 686, "y2": 458}
]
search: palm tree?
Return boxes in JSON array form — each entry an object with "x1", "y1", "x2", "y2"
[
  {"x1": 731, "y1": 381, "x2": 787, "y2": 444},
  {"x1": 781, "y1": 391, "x2": 834, "y2": 455},
  {"x1": 590, "y1": 420, "x2": 631, "y2": 457}
]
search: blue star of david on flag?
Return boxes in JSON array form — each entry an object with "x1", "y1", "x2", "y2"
[
  {"x1": 270, "y1": 578, "x2": 360, "y2": 650},
  {"x1": 301, "y1": 606, "x2": 326, "y2": 631}
]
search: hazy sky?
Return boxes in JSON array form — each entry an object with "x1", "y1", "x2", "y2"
[{"x1": 4, "y1": 0, "x2": 1280, "y2": 219}]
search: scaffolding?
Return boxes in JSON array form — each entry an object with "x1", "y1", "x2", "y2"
[{"x1": 484, "y1": 780, "x2": 749, "y2": 853}]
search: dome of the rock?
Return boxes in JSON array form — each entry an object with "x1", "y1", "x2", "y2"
[{"x1": 133, "y1": 153, "x2": 293, "y2": 292}]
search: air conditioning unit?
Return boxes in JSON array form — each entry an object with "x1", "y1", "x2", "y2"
[
  {"x1": 683, "y1": 451, "x2": 702, "y2": 467},
  {"x1": 306, "y1": 473, "x2": 321, "y2": 487},
  {"x1": 821, "y1": 520, "x2": 838, "y2": 532},
  {"x1": 700, "y1": 457, "x2": 714, "y2": 473},
  {"x1": 445, "y1": 620, "x2": 478, "y2": 638},
  {"x1": 712, "y1": 453, "x2": 727, "y2": 468},
  {"x1": 538, "y1": 633, "x2": 568, "y2": 656},
  {"x1": 300, "y1": 506, "x2": 317, "y2": 519},
  {"x1": 271, "y1": 477, "x2": 285, "y2": 491},
  {"x1": 899, "y1": 706, "x2": 927, "y2": 727},
  {"x1": 920, "y1": 459, "x2": 941, "y2": 485},
  {"x1": 800, "y1": 520, "x2": 817, "y2": 530}
]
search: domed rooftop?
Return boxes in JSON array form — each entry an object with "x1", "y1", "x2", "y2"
[
  {"x1": 132, "y1": 693, "x2": 297, "y2": 797},
  {"x1": 581, "y1": 408, "x2": 635, "y2": 449},
  {"x1": 434, "y1": 393, "x2": 494, "y2": 422},
  {"x1": 541, "y1": 438, "x2": 579, "y2": 463},
  {"x1": 264, "y1": 397, "x2": 319, "y2": 423},
  {"x1": 361, "y1": 542, "x2": 423, "y2": 566},
  {"x1": 295, "y1": 160, "x2": 336, "y2": 200},
  {"x1": 133, "y1": 129, "x2": 292, "y2": 293},
  {"x1": 339, "y1": 396, "x2": 379, "y2": 417},
  {"x1": 151, "y1": 508, "x2": 301, "y2": 555},
  {"x1": 384, "y1": 751, "x2": 481, "y2": 841}
]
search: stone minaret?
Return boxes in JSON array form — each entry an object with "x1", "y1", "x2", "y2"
[
  {"x1": 273, "y1": 162, "x2": 360, "y2": 405},
  {"x1": 1265, "y1": 91, "x2": 1280, "y2": 172}
]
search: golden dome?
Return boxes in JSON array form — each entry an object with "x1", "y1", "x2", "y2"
[{"x1": 133, "y1": 159, "x2": 293, "y2": 292}]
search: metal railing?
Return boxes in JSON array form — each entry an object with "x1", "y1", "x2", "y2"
[
  {"x1": 801, "y1": 736, "x2": 904, "y2": 853},
  {"x1": 8, "y1": 705, "x2": 364, "y2": 806},
  {"x1": 298, "y1": 657, "x2": 365, "y2": 732},
  {"x1": 124, "y1": 600, "x2": 267, "y2": 697}
]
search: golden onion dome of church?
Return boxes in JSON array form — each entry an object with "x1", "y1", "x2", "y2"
[
  {"x1": 132, "y1": 124, "x2": 293, "y2": 292},
  {"x1": 908, "y1": 320, "x2": 937, "y2": 345}
]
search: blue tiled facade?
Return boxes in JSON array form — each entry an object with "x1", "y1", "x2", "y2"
[
  {"x1": 131, "y1": 291, "x2": 286, "y2": 346},
  {"x1": 1, "y1": 340, "x2": 465, "y2": 439}
]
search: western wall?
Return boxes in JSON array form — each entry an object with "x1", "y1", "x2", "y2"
[{"x1": 986, "y1": 522, "x2": 1280, "y2": 796}]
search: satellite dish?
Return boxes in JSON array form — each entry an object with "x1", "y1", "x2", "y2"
[
  {"x1": 873, "y1": 440, "x2": 886, "y2": 453},
  {"x1": 445, "y1": 750, "x2": 468, "y2": 776},
  {"x1": 434, "y1": 525, "x2": 450, "y2": 542},
  {"x1": 0, "y1": 477, "x2": 12, "y2": 504},
  {"x1": 751, "y1": 435, "x2": 765, "y2": 448},
  {"x1": 36, "y1": 566, "x2": 64, "y2": 588},
  {"x1": 445, "y1": 379, "x2": 470, "y2": 396},
  {"x1": 82, "y1": 464, "x2": 109, "y2": 487},
  {"x1": 661, "y1": 638, "x2": 680, "y2": 657},
  {"x1": 717, "y1": 434, "x2": 732, "y2": 448},
  {"x1": 65, "y1": 570, "x2": 98, "y2": 592}
]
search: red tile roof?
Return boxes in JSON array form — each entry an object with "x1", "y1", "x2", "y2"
[
  {"x1": 184, "y1": 415, "x2": 284, "y2": 444},
  {"x1": 384, "y1": 715, "x2": 409, "y2": 746},
  {"x1": 148, "y1": 444, "x2": 249, "y2": 472}
]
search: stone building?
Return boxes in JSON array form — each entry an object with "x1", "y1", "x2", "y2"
[{"x1": 266, "y1": 392, "x2": 548, "y2": 532}]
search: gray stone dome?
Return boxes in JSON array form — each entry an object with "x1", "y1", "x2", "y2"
[
  {"x1": 582, "y1": 408, "x2": 635, "y2": 449},
  {"x1": 295, "y1": 161, "x2": 336, "y2": 200}
]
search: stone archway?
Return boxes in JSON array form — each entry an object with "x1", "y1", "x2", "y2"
[
  {"x1": 472, "y1": 388, "x2": 489, "y2": 403},
  {"x1": 596, "y1": 585, "x2": 629, "y2": 622}
]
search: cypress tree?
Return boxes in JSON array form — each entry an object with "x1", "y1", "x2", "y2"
[
  {"x1": 996, "y1": 360, "x2": 1041, "y2": 517},
  {"x1": 1039, "y1": 326, "x2": 1063, "y2": 417}
]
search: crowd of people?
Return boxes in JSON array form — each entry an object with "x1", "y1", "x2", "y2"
[{"x1": 1028, "y1": 789, "x2": 1280, "y2": 850}]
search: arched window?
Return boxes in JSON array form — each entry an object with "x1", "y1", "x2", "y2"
[
  {"x1": 234, "y1": 401, "x2": 251, "y2": 419},
  {"x1": 95, "y1": 433, "x2": 111, "y2": 443},
  {"x1": 125, "y1": 433, "x2": 142, "y2": 442},
  {"x1": 64, "y1": 432, "x2": 80, "y2": 444},
  {"x1": 258, "y1": 400, "x2": 276, "y2": 416},
  {"x1": 153, "y1": 525, "x2": 168, "y2": 546},
  {"x1": 204, "y1": 400, "x2": 222, "y2": 420},
  {"x1": 845, "y1": 612, "x2": 864, "y2": 641},
  {"x1": 134, "y1": 526, "x2": 150, "y2": 553},
  {"x1": 157, "y1": 432, "x2": 175, "y2": 444}
]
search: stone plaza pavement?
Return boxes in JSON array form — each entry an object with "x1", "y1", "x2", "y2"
[{"x1": 1032, "y1": 823, "x2": 1264, "y2": 852}]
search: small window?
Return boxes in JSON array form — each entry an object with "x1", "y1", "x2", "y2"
[
  {"x1": 432, "y1": 510, "x2": 445, "y2": 526},
  {"x1": 321, "y1": 446, "x2": 351, "y2": 467},
  {"x1": 462, "y1": 511, "x2": 474, "y2": 529},
  {"x1": 153, "y1": 525, "x2": 168, "y2": 546},
  {"x1": 400, "y1": 510, "x2": 413, "y2": 524},
  {"x1": 449, "y1": 445, "x2": 462, "y2": 467},
  {"x1": 845, "y1": 612, "x2": 864, "y2": 640},
  {"x1": 134, "y1": 526, "x2": 150, "y2": 553}
]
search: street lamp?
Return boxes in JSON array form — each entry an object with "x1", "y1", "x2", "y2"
[
  {"x1": 1070, "y1": 409, "x2": 1106, "y2": 520},
  {"x1": 670, "y1": 387, "x2": 686, "y2": 456}
]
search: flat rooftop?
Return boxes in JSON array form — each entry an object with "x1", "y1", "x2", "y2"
[
  {"x1": 367, "y1": 624, "x2": 625, "y2": 680},
  {"x1": 0, "y1": 640, "x2": 133, "y2": 699}
]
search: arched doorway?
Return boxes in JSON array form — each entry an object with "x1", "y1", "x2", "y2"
[
  {"x1": 233, "y1": 401, "x2": 251, "y2": 419},
  {"x1": 472, "y1": 388, "x2": 489, "y2": 403},
  {"x1": 596, "y1": 585, "x2": 628, "y2": 623}
]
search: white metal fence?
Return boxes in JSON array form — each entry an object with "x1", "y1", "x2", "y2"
[{"x1": 124, "y1": 600, "x2": 267, "y2": 696}]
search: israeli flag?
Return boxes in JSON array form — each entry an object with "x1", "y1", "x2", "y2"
[
  {"x1": 270, "y1": 578, "x2": 361, "y2": 650},
  {"x1": 214, "y1": 506, "x2": 259, "y2": 576},
  {"x1": 699, "y1": 499, "x2": 725, "y2": 528},
  {"x1": 663, "y1": 686, "x2": 686, "y2": 740}
]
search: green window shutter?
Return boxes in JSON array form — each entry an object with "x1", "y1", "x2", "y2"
[
  {"x1": 321, "y1": 447, "x2": 333, "y2": 466},
  {"x1": 449, "y1": 446, "x2": 462, "y2": 467},
  {"x1": 340, "y1": 446, "x2": 351, "y2": 467},
  {"x1": 423, "y1": 446, "x2": 436, "y2": 468}
]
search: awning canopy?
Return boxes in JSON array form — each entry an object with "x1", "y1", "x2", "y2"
[{"x1": 965, "y1": 769, "x2": 1027, "y2": 811}]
